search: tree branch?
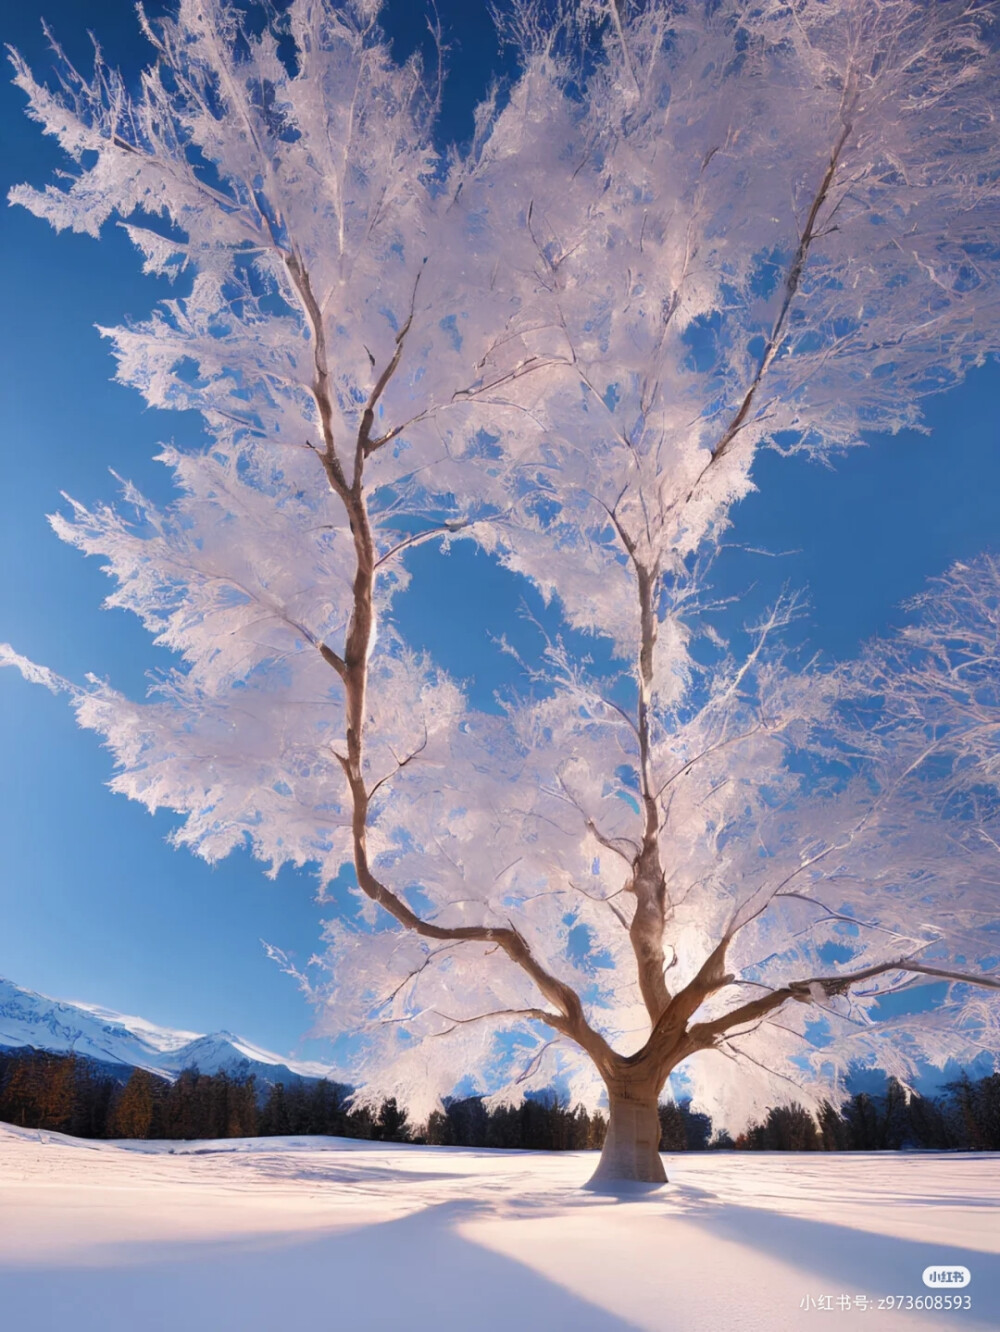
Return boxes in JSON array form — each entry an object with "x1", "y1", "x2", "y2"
[
  {"x1": 358, "y1": 261, "x2": 426, "y2": 470},
  {"x1": 289, "y1": 252, "x2": 615, "y2": 1070},
  {"x1": 685, "y1": 117, "x2": 854, "y2": 501},
  {"x1": 655, "y1": 723, "x2": 764, "y2": 801},
  {"x1": 431, "y1": 1006, "x2": 568, "y2": 1037},
  {"x1": 373, "y1": 517, "x2": 475, "y2": 570},
  {"x1": 367, "y1": 732, "x2": 429, "y2": 801},
  {"x1": 688, "y1": 959, "x2": 1000, "y2": 1049}
]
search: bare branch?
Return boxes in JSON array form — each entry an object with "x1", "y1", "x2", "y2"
[
  {"x1": 373, "y1": 517, "x2": 477, "y2": 570},
  {"x1": 359, "y1": 261, "x2": 426, "y2": 469},
  {"x1": 685, "y1": 116, "x2": 855, "y2": 501},
  {"x1": 431, "y1": 1006, "x2": 567, "y2": 1037},
  {"x1": 689, "y1": 959, "x2": 1000, "y2": 1048}
]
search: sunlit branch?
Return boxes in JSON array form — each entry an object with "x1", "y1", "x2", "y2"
[
  {"x1": 685, "y1": 116, "x2": 855, "y2": 502},
  {"x1": 431, "y1": 1006, "x2": 567, "y2": 1037},
  {"x1": 689, "y1": 959, "x2": 1000, "y2": 1049}
]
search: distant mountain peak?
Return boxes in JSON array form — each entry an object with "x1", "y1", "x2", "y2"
[{"x1": 0, "y1": 977, "x2": 338, "y2": 1086}]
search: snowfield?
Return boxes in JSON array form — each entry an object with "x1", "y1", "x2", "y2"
[{"x1": 1, "y1": 1124, "x2": 997, "y2": 1331}]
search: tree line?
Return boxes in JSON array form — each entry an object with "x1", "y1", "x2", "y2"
[
  {"x1": 1, "y1": 1047, "x2": 998, "y2": 1152},
  {"x1": 0, "y1": 1049, "x2": 365, "y2": 1143},
  {"x1": 727, "y1": 1074, "x2": 1000, "y2": 1153}
]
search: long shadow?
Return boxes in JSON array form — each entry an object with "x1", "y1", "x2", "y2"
[
  {"x1": 681, "y1": 1199, "x2": 998, "y2": 1328},
  {"x1": 0, "y1": 1199, "x2": 642, "y2": 1332}
]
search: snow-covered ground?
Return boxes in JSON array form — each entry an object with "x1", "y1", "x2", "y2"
[{"x1": 1, "y1": 1124, "x2": 996, "y2": 1331}]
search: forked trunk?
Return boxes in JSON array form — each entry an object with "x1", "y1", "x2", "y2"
[{"x1": 587, "y1": 1084, "x2": 666, "y2": 1188}]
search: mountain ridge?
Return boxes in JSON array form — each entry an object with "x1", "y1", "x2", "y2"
[{"x1": 0, "y1": 977, "x2": 338, "y2": 1087}]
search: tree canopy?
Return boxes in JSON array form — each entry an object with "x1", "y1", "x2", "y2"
[{"x1": 5, "y1": 0, "x2": 1000, "y2": 1173}]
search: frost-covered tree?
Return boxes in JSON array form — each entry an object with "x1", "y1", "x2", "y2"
[{"x1": 5, "y1": 0, "x2": 1000, "y2": 1184}]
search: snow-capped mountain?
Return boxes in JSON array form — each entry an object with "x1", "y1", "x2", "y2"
[{"x1": 0, "y1": 977, "x2": 338, "y2": 1086}]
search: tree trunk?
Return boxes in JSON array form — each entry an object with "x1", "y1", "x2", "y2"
[{"x1": 587, "y1": 1084, "x2": 667, "y2": 1188}]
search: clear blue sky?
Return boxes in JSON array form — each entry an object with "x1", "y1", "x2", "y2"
[{"x1": 1, "y1": 0, "x2": 998, "y2": 1058}]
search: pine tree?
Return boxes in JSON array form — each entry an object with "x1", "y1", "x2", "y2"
[
  {"x1": 765, "y1": 1104, "x2": 819, "y2": 1151},
  {"x1": 228, "y1": 1077, "x2": 259, "y2": 1138},
  {"x1": 164, "y1": 1069, "x2": 200, "y2": 1140},
  {"x1": 425, "y1": 1110, "x2": 453, "y2": 1146},
  {"x1": 658, "y1": 1102, "x2": 687, "y2": 1152},
  {"x1": 0, "y1": 1053, "x2": 75, "y2": 1131},
  {"x1": 485, "y1": 1105, "x2": 521, "y2": 1150},
  {"x1": 259, "y1": 1082, "x2": 291, "y2": 1137},
  {"x1": 906, "y1": 1094, "x2": 954, "y2": 1151},
  {"x1": 817, "y1": 1101, "x2": 849, "y2": 1151},
  {"x1": 882, "y1": 1078, "x2": 911, "y2": 1150},
  {"x1": 1, "y1": 1057, "x2": 38, "y2": 1128},
  {"x1": 375, "y1": 1097, "x2": 410, "y2": 1143},
  {"x1": 107, "y1": 1068, "x2": 156, "y2": 1139},
  {"x1": 678, "y1": 1101, "x2": 713, "y2": 1151},
  {"x1": 945, "y1": 1072, "x2": 1000, "y2": 1150},
  {"x1": 587, "y1": 1112, "x2": 608, "y2": 1153}
]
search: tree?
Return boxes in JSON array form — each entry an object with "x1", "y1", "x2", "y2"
[
  {"x1": 5, "y1": 0, "x2": 1000, "y2": 1186},
  {"x1": 657, "y1": 1101, "x2": 687, "y2": 1152},
  {"x1": 307, "y1": 1077, "x2": 349, "y2": 1136},
  {"x1": 107, "y1": 1067, "x2": 156, "y2": 1138},
  {"x1": 738, "y1": 1103, "x2": 819, "y2": 1151},
  {"x1": 259, "y1": 1081, "x2": 292, "y2": 1137},
  {"x1": 678, "y1": 1100, "x2": 712, "y2": 1153},
  {"x1": 374, "y1": 1096, "x2": 410, "y2": 1142},
  {"x1": 817, "y1": 1100, "x2": 850, "y2": 1153},
  {"x1": 945, "y1": 1071, "x2": 1000, "y2": 1150},
  {"x1": 843, "y1": 1092, "x2": 883, "y2": 1152},
  {"x1": 0, "y1": 1051, "x2": 75, "y2": 1131}
]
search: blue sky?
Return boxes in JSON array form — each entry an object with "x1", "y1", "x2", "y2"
[{"x1": 1, "y1": 0, "x2": 998, "y2": 1058}]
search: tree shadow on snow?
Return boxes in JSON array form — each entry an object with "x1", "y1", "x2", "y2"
[
  {"x1": 680, "y1": 1198, "x2": 999, "y2": 1328},
  {"x1": 0, "y1": 1200, "x2": 642, "y2": 1332}
]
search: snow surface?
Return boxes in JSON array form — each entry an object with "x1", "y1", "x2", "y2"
[
  {"x1": 0, "y1": 977, "x2": 337, "y2": 1082},
  {"x1": 1, "y1": 1124, "x2": 996, "y2": 1331}
]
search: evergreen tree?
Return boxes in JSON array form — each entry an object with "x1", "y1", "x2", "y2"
[
  {"x1": 374, "y1": 1098, "x2": 410, "y2": 1143},
  {"x1": 737, "y1": 1103, "x2": 818, "y2": 1150},
  {"x1": 880, "y1": 1078, "x2": 911, "y2": 1150},
  {"x1": 844, "y1": 1092, "x2": 885, "y2": 1151},
  {"x1": 164, "y1": 1069, "x2": 201, "y2": 1140},
  {"x1": 1, "y1": 1057, "x2": 38, "y2": 1128},
  {"x1": 425, "y1": 1110, "x2": 453, "y2": 1146},
  {"x1": 226, "y1": 1076, "x2": 259, "y2": 1138},
  {"x1": 768, "y1": 1105, "x2": 819, "y2": 1151},
  {"x1": 485, "y1": 1105, "x2": 522, "y2": 1150},
  {"x1": 0, "y1": 1052, "x2": 75, "y2": 1131},
  {"x1": 307, "y1": 1079, "x2": 347, "y2": 1137},
  {"x1": 586, "y1": 1111, "x2": 608, "y2": 1152},
  {"x1": 68, "y1": 1061, "x2": 119, "y2": 1140},
  {"x1": 280, "y1": 1081, "x2": 309, "y2": 1135},
  {"x1": 658, "y1": 1102, "x2": 687, "y2": 1152},
  {"x1": 107, "y1": 1068, "x2": 156, "y2": 1138},
  {"x1": 346, "y1": 1102, "x2": 376, "y2": 1140},
  {"x1": 569, "y1": 1105, "x2": 599, "y2": 1151},
  {"x1": 817, "y1": 1101, "x2": 850, "y2": 1152},
  {"x1": 905, "y1": 1093, "x2": 956, "y2": 1151},
  {"x1": 945, "y1": 1072, "x2": 1000, "y2": 1150},
  {"x1": 446, "y1": 1098, "x2": 489, "y2": 1149},
  {"x1": 259, "y1": 1083, "x2": 291, "y2": 1137},
  {"x1": 678, "y1": 1101, "x2": 713, "y2": 1151}
]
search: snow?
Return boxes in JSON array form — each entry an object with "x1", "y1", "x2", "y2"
[
  {"x1": 0, "y1": 977, "x2": 337, "y2": 1082},
  {"x1": 1, "y1": 1124, "x2": 996, "y2": 1330}
]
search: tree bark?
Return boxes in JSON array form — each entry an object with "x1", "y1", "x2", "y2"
[{"x1": 588, "y1": 1082, "x2": 666, "y2": 1188}]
